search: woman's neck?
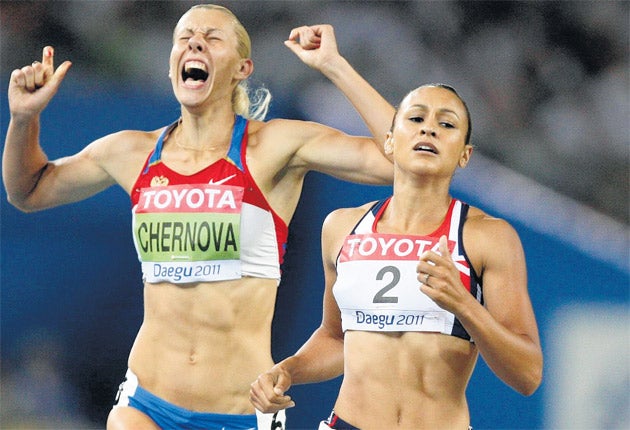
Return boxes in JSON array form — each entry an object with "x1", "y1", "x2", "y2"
[
  {"x1": 381, "y1": 181, "x2": 452, "y2": 235},
  {"x1": 175, "y1": 109, "x2": 236, "y2": 151}
]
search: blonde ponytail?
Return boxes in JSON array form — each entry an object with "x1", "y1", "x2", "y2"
[{"x1": 233, "y1": 82, "x2": 272, "y2": 121}]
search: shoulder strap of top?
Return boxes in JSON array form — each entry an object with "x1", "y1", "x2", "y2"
[
  {"x1": 226, "y1": 115, "x2": 247, "y2": 170},
  {"x1": 143, "y1": 116, "x2": 247, "y2": 175},
  {"x1": 452, "y1": 199, "x2": 469, "y2": 258},
  {"x1": 335, "y1": 197, "x2": 391, "y2": 266},
  {"x1": 370, "y1": 197, "x2": 391, "y2": 227},
  {"x1": 349, "y1": 197, "x2": 391, "y2": 235},
  {"x1": 142, "y1": 120, "x2": 178, "y2": 174}
]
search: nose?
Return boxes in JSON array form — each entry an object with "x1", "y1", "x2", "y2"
[
  {"x1": 420, "y1": 126, "x2": 436, "y2": 137},
  {"x1": 188, "y1": 33, "x2": 205, "y2": 52}
]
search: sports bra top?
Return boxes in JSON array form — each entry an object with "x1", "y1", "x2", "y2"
[
  {"x1": 130, "y1": 115, "x2": 287, "y2": 285},
  {"x1": 332, "y1": 197, "x2": 482, "y2": 341}
]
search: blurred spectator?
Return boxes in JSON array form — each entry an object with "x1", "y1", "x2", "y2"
[{"x1": 0, "y1": 329, "x2": 97, "y2": 428}]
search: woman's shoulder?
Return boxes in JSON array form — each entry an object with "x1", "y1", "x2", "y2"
[
  {"x1": 83, "y1": 128, "x2": 166, "y2": 189},
  {"x1": 246, "y1": 117, "x2": 296, "y2": 136},
  {"x1": 463, "y1": 205, "x2": 521, "y2": 248},
  {"x1": 106, "y1": 127, "x2": 165, "y2": 147},
  {"x1": 324, "y1": 201, "x2": 378, "y2": 229},
  {"x1": 465, "y1": 206, "x2": 513, "y2": 229},
  {"x1": 329, "y1": 200, "x2": 378, "y2": 217},
  {"x1": 88, "y1": 128, "x2": 163, "y2": 158},
  {"x1": 322, "y1": 202, "x2": 378, "y2": 251}
]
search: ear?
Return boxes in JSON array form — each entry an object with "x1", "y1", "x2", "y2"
[
  {"x1": 236, "y1": 58, "x2": 254, "y2": 80},
  {"x1": 384, "y1": 132, "x2": 394, "y2": 155},
  {"x1": 458, "y1": 144, "x2": 473, "y2": 168}
]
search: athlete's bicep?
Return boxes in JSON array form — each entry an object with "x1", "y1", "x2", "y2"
[
  {"x1": 24, "y1": 137, "x2": 117, "y2": 209},
  {"x1": 479, "y1": 220, "x2": 539, "y2": 341},
  {"x1": 288, "y1": 120, "x2": 393, "y2": 184}
]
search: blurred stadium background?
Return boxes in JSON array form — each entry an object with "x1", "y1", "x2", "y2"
[{"x1": 1, "y1": 1, "x2": 628, "y2": 429}]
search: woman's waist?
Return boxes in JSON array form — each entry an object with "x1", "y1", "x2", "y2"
[
  {"x1": 127, "y1": 334, "x2": 274, "y2": 413},
  {"x1": 128, "y1": 277, "x2": 277, "y2": 412},
  {"x1": 342, "y1": 331, "x2": 476, "y2": 393},
  {"x1": 339, "y1": 367, "x2": 470, "y2": 403},
  {"x1": 334, "y1": 380, "x2": 470, "y2": 430},
  {"x1": 131, "y1": 309, "x2": 274, "y2": 371}
]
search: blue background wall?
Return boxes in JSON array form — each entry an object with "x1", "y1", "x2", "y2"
[{"x1": 1, "y1": 83, "x2": 628, "y2": 429}]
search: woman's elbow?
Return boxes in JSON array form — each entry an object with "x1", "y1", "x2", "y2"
[
  {"x1": 516, "y1": 356, "x2": 543, "y2": 396},
  {"x1": 6, "y1": 194, "x2": 29, "y2": 212},
  {"x1": 519, "y1": 372, "x2": 542, "y2": 396},
  {"x1": 6, "y1": 192, "x2": 45, "y2": 213}
]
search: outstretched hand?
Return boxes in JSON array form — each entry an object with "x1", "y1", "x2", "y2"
[
  {"x1": 284, "y1": 24, "x2": 340, "y2": 71},
  {"x1": 8, "y1": 46, "x2": 72, "y2": 119},
  {"x1": 250, "y1": 366, "x2": 295, "y2": 414}
]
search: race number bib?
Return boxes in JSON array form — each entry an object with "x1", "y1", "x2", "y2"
[
  {"x1": 133, "y1": 184, "x2": 244, "y2": 283},
  {"x1": 334, "y1": 233, "x2": 456, "y2": 333}
]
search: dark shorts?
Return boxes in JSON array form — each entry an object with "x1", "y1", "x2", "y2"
[
  {"x1": 321, "y1": 411, "x2": 359, "y2": 429},
  {"x1": 321, "y1": 410, "x2": 472, "y2": 430}
]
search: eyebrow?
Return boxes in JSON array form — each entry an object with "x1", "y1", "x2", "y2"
[{"x1": 409, "y1": 104, "x2": 461, "y2": 119}]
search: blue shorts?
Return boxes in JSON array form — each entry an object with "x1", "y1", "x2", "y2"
[{"x1": 114, "y1": 369, "x2": 286, "y2": 430}]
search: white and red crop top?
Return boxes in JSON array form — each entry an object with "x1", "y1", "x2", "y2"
[
  {"x1": 131, "y1": 115, "x2": 287, "y2": 285},
  {"x1": 332, "y1": 198, "x2": 482, "y2": 341}
]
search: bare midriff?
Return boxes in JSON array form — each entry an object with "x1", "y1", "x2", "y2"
[
  {"x1": 128, "y1": 276, "x2": 278, "y2": 414},
  {"x1": 333, "y1": 331, "x2": 478, "y2": 430}
]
